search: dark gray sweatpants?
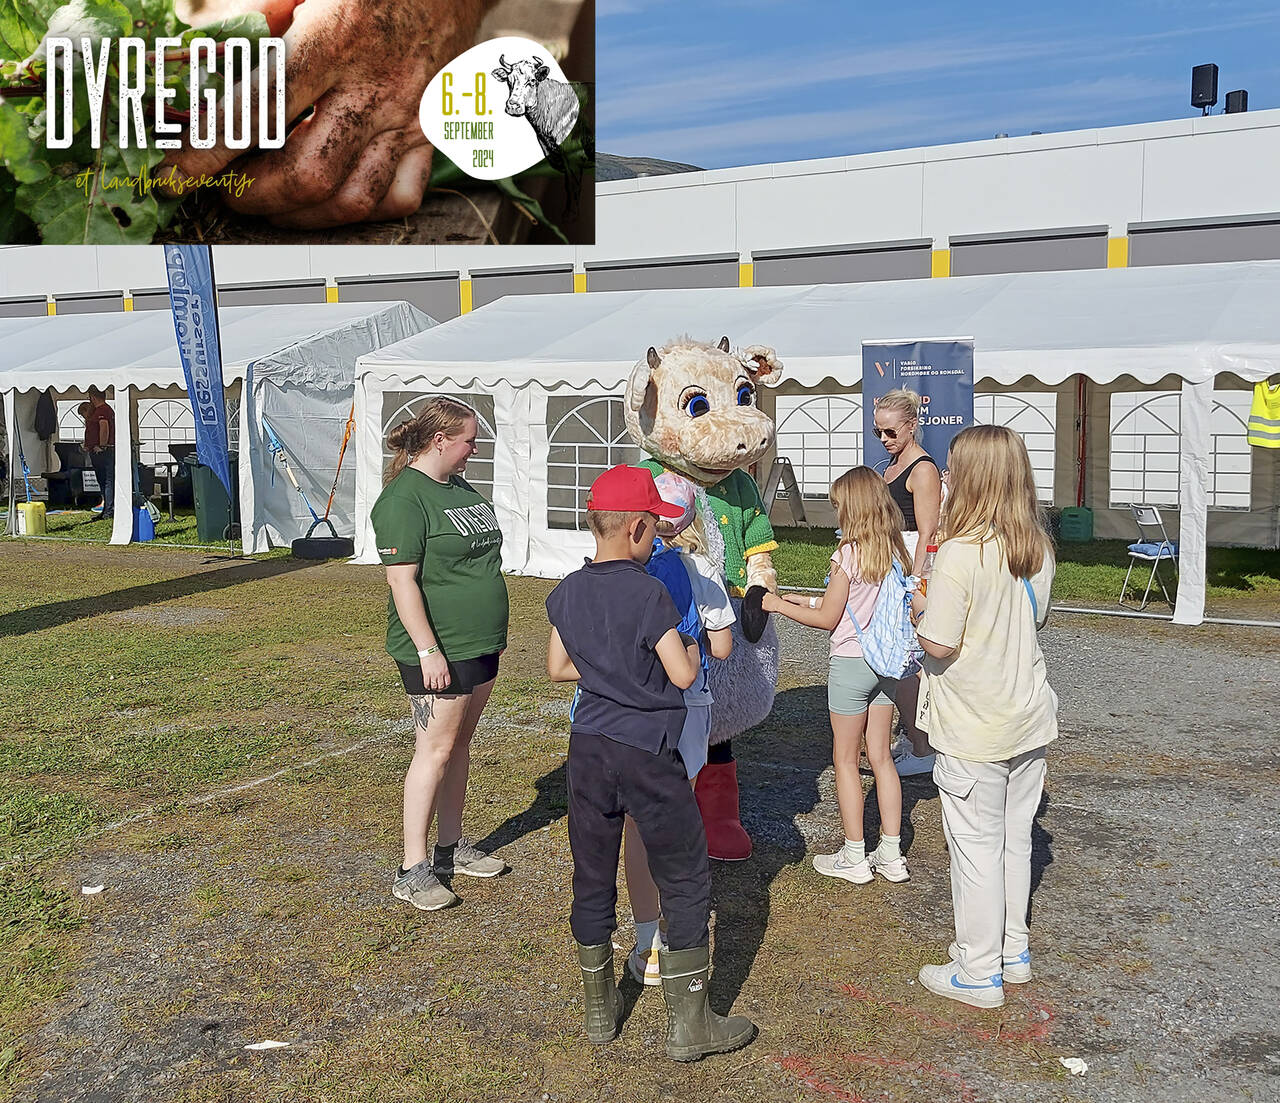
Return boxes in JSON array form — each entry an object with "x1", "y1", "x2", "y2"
[{"x1": 566, "y1": 730, "x2": 710, "y2": 950}]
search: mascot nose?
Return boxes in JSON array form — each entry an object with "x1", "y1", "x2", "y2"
[{"x1": 736, "y1": 434, "x2": 769, "y2": 453}]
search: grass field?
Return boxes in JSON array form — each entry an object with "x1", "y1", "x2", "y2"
[
  {"x1": 26, "y1": 517, "x2": 1280, "y2": 615},
  {"x1": 771, "y1": 526, "x2": 1280, "y2": 614},
  {"x1": 1, "y1": 536, "x2": 1276, "y2": 1102}
]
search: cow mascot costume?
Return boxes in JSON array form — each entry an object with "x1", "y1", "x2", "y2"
[{"x1": 625, "y1": 336, "x2": 783, "y2": 860}]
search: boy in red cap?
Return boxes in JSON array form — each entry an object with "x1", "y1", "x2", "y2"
[{"x1": 545, "y1": 465, "x2": 756, "y2": 1061}]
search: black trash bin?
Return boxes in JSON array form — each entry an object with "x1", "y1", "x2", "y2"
[{"x1": 187, "y1": 458, "x2": 240, "y2": 542}]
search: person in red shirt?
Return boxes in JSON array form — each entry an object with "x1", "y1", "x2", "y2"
[{"x1": 84, "y1": 387, "x2": 116, "y2": 519}]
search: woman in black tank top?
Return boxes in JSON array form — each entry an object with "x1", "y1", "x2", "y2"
[
  {"x1": 872, "y1": 390, "x2": 942, "y2": 576},
  {"x1": 873, "y1": 388, "x2": 943, "y2": 776}
]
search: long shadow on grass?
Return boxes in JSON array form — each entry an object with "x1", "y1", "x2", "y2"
[
  {"x1": 0, "y1": 556, "x2": 318, "y2": 637},
  {"x1": 473, "y1": 763, "x2": 568, "y2": 856},
  {"x1": 707, "y1": 684, "x2": 827, "y2": 1012}
]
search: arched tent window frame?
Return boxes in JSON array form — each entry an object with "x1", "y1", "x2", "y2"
[
  {"x1": 774, "y1": 394, "x2": 863, "y2": 497},
  {"x1": 973, "y1": 391, "x2": 1057, "y2": 504},
  {"x1": 1109, "y1": 390, "x2": 1251, "y2": 511},
  {"x1": 546, "y1": 395, "x2": 641, "y2": 529},
  {"x1": 379, "y1": 393, "x2": 497, "y2": 499}
]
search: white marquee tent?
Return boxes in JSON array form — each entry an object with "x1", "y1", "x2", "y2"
[
  {"x1": 3, "y1": 300, "x2": 435, "y2": 552},
  {"x1": 353, "y1": 261, "x2": 1280, "y2": 627}
]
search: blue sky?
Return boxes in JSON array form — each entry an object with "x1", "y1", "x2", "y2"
[{"x1": 597, "y1": 0, "x2": 1280, "y2": 168}]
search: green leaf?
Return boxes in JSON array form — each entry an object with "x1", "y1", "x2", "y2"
[
  {"x1": 0, "y1": 0, "x2": 59, "y2": 62},
  {"x1": 31, "y1": 0, "x2": 135, "y2": 57},
  {"x1": 17, "y1": 140, "x2": 164, "y2": 243},
  {"x1": 0, "y1": 96, "x2": 48, "y2": 182},
  {"x1": 179, "y1": 11, "x2": 268, "y2": 45},
  {"x1": 493, "y1": 175, "x2": 569, "y2": 245}
]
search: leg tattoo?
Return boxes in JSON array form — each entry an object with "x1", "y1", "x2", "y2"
[{"x1": 409, "y1": 694, "x2": 435, "y2": 730}]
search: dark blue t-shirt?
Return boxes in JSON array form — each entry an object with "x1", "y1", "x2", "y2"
[{"x1": 545, "y1": 558, "x2": 685, "y2": 754}]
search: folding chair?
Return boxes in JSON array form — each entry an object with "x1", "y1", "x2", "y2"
[{"x1": 1119, "y1": 505, "x2": 1179, "y2": 611}]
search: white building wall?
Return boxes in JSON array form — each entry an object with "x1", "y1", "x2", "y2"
[{"x1": 5, "y1": 107, "x2": 1280, "y2": 296}]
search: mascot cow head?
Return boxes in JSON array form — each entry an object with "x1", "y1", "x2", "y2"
[{"x1": 624, "y1": 336, "x2": 784, "y2": 486}]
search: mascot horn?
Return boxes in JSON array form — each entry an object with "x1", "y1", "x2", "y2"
[{"x1": 625, "y1": 336, "x2": 784, "y2": 860}]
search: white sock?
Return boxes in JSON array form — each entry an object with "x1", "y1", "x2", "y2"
[
  {"x1": 877, "y1": 834, "x2": 901, "y2": 861},
  {"x1": 841, "y1": 839, "x2": 865, "y2": 864},
  {"x1": 635, "y1": 919, "x2": 661, "y2": 952}
]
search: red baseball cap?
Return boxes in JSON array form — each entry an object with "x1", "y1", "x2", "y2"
[{"x1": 587, "y1": 465, "x2": 686, "y2": 517}]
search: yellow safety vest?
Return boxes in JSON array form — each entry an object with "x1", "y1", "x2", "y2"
[{"x1": 1248, "y1": 381, "x2": 1280, "y2": 448}]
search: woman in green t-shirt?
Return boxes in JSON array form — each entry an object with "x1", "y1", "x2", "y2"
[{"x1": 371, "y1": 397, "x2": 511, "y2": 912}]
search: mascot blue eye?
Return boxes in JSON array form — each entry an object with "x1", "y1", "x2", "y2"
[
  {"x1": 686, "y1": 394, "x2": 710, "y2": 418},
  {"x1": 737, "y1": 384, "x2": 755, "y2": 406}
]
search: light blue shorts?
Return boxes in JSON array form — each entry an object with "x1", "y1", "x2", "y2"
[
  {"x1": 677, "y1": 704, "x2": 712, "y2": 780},
  {"x1": 828, "y1": 655, "x2": 899, "y2": 716}
]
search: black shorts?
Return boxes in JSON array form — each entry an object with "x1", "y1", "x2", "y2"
[{"x1": 397, "y1": 652, "x2": 500, "y2": 696}]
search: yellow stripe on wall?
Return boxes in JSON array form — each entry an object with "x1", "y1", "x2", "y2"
[
  {"x1": 931, "y1": 249, "x2": 951, "y2": 278},
  {"x1": 738, "y1": 263, "x2": 754, "y2": 287},
  {"x1": 123, "y1": 297, "x2": 133, "y2": 311},
  {"x1": 46, "y1": 302, "x2": 56, "y2": 316},
  {"x1": 573, "y1": 272, "x2": 587, "y2": 293},
  {"x1": 1107, "y1": 237, "x2": 1129, "y2": 268},
  {"x1": 459, "y1": 279, "x2": 473, "y2": 314},
  {"x1": 326, "y1": 285, "x2": 339, "y2": 303}
]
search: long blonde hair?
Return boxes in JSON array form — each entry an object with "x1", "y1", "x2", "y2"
[
  {"x1": 669, "y1": 512, "x2": 709, "y2": 557},
  {"x1": 384, "y1": 397, "x2": 476, "y2": 484},
  {"x1": 940, "y1": 425, "x2": 1052, "y2": 579},
  {"x1": 829, "y1": 466, "x2": 911, "y2": 582}
]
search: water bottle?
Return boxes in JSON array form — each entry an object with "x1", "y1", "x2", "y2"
[{"x1": 919, "y1": 544, "x2": 938, "y2": 596}]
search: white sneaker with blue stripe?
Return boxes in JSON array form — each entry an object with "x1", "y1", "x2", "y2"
[
  {"x1": 948, "y1": 941, "x2": 1032, "y2": 983},
  {"x1": 918, "y1": 961, "x2": 1005, "y2": 1009}
]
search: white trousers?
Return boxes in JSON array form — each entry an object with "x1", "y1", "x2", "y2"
[{"x1": 932, "y1": 748, "x2": 1046, "y2": 980}]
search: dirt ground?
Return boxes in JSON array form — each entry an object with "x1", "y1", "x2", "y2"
[{"x1": 7, "y1": 549, "x2": 1280, "y2": 1103}]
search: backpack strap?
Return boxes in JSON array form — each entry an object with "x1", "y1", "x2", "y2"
[{"x1": 1022, "y1": 576, "x2": 1037, "y2": 621}]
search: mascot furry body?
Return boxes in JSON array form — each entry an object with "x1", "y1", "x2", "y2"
[{"x1": 624, "y1": 336, "x2": 783, "y2": 860}]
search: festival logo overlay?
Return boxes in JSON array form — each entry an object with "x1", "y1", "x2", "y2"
[
  {"x1": 419, "y1": 37, "x2": 581, "y2": 182},
  {"x1": 0, "y1": 2, "x2": 595, "y2": 245}
]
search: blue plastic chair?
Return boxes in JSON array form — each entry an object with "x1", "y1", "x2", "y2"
[{"x1": 1120, "y1": 505, "x2": 1178, "y2": 611}]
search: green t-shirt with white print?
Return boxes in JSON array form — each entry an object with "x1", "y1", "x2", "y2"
[{"x1": 371, "y1": 469, "x2": 508, "y2": 664}]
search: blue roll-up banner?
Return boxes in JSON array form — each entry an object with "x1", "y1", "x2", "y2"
[
  {"x1": 164, "y1": 245, "x2": 232, "y2": 498},
  {"x1": 862, "y1": 338, "x2": 975, "y2": 470}
]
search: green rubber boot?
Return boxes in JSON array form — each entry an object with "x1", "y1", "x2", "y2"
[
  {"x1": 576, "y1": 942, "x2": 623, "y2": 1044},
  {"x1": 658, "y1": 944, "x2": 756, "y2": 1061}
]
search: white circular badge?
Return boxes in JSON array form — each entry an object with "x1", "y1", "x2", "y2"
[{"x1": 419, "y1": 36, "x2": 581, "y2": 182}]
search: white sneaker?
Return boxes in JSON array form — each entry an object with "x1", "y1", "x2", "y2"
[
  {"x1": 812, "y1": 849, "x2": 872, "y2": 884},
  {"x1": 868, "y1": 847, "x2": 910, "y2": 883},
  {"x1": 947, "y1": 941, "x2": 1032, "y2": 983},
  {"x1": 919, "y1": 961, "x2": 1004, "y2": 1009},
  {"x1": 895, "y1": 751, "x2": 936, "y2": 777}
]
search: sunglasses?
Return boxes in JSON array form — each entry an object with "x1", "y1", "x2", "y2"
[{"x1": 873, "y1": 426, "x2": 900, "y2": 440}]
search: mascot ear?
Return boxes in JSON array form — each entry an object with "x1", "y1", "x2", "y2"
[
  {"x1": 627, "y1": 347, "x2": 660, "y2": 413},
  {"x1": 717, "y1": 336, "x2": 730, "y2": 353},
  {"x1": 739, "y1": 344, "x2": 785, "y2": 388}
]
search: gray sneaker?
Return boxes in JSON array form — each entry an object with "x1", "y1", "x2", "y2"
[
  {"x1": 434, "y1": 838, "x2": 507, "y2": 878},
  {"x1": 392, "y1": 860, "x2": 459, "y2": 911}
]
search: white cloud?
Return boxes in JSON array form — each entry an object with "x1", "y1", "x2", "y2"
[{"x1": 603, "y1": 75, "x2": 1187, "y2": 167}]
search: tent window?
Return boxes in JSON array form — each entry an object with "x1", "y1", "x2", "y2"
[
  {"x1": 775, "y1": 394, "x2": 863, "y2": 497},
  {"x1": 547, "y1": 396, "x2": 642, "y2": 529},
  {"x1": 57, "y1": 400, "x2": 91, "y2": 444},
  {"x1": 138, "y1": 399, "x2": 196, "y2": 464},
  {"x1": 380, "y1": 393, "x2": 496, "y2": 501},
  {"x1": 973, "y1": 392, "x2": 1056, "y2": 504},
  {"x1": 1109, "y1": 391, "x2": 1252, "y2": 512}
]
